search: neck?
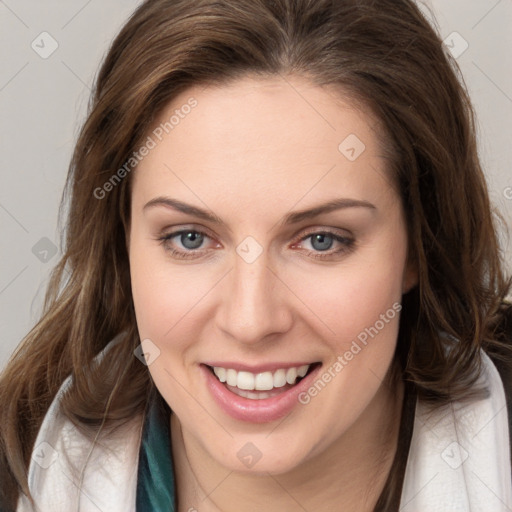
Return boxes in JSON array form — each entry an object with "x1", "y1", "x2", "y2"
[{"x1": 171, "y1": 370, "x2": 405, "y2": 512}]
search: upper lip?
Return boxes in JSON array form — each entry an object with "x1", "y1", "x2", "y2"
[{"x1": 202, "y1": 361, "x2": 320, "y2": 373}]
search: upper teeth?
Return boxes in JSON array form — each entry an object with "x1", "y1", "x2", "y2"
[{"x1": 213, "y1": 365, "x2": 310, "y2": 391}]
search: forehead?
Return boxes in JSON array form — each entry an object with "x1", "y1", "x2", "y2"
[{"x1": 132, "y1": 74, "x2": 394, "y2": 209}]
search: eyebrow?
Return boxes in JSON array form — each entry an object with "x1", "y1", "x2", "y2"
[{"x1": 143, "y1": 196, "x2": 376, "y2": 227}]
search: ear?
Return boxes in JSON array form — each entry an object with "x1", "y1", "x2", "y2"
[{"x1": 402, "y1": 256, "x2": 418, "y2": 294}]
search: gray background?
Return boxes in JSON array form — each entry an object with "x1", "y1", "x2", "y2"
[{"x1": 1, "y1": 0, "x2": 511, "y2": 370}]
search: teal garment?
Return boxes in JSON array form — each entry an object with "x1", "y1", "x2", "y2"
[{"x1": 136, "y1": 390, "x2": 176, "y2": 512}]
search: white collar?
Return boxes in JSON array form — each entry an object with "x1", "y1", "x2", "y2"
[
  {"x1": 16, "y1": 347, "x2": 512, "y2": 511},
  {"x1": 400, "y1": 349, "x2": 512, "y2": 510}
]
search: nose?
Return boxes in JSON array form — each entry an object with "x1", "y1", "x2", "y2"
[{"x1": 214, "y1": 249, "x2": 293, "y2": 345}]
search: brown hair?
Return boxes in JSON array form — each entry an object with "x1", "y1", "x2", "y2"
[{"x1": 1, "y1": 0, "x2": 511, "y2": 509}]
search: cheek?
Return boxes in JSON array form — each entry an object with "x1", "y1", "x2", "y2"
[
  {"x1": 129, "y1": 238, "x2": 215, "y2": 367},
  {"x1": 131, "y1": 270, "x2": 198, "y2": 349},
  {"x1": 130, "y1": 264, "x2": 168, "y2": 339},
  {"x1": 288, "y1": 249, "x2": 405, "y2": 347},
  {"x1": 129, "y1": 246, "x2": 198, "y2": 400},
  {"x1": 129, "y1": 234, "x2": 186, "y2": 341}
]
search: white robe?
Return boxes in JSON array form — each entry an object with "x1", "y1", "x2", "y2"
[{"x1": 16, "y1": 345, "x2": 512, "y2": 511}]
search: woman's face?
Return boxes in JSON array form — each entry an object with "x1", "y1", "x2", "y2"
[{"x1": 128, "y1": 74, "x2": 416, "y2": 474}]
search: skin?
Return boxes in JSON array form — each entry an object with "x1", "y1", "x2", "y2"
[{"x1": 128, "y1": 74, "x2": 417, "y2": 512}]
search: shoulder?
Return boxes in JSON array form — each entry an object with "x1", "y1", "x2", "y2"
[
  {"x1": 400, "y1": 348, "x2": 512, "y2": 511},
  {"x1": 16, "y1": 338, "x2": 144, "y2": 512}
]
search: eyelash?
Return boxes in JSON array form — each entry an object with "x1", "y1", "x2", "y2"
[{"x1": 157, "y1": 227, "x2": 355, "y2": 261}]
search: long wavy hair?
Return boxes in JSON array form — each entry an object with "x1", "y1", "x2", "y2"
[{"x1": 1, "y1": 0, "x2": 511, "y2": 509}]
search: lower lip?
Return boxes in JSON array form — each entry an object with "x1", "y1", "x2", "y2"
[{"x1": 201, "y1": 363, "x2": 322, "y2": 423}]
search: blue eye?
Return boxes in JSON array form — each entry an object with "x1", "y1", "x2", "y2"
[
  {"x1": 176, "y1": 231, "x2": 205, "y2": 250},
  {"x1": 158, "y1": 230, "x2": 211, "y2": 259},
  {"x1": 309, "y1": 233, "x2": 335, "y2": 251},
  {"x1": 295, "y1": 231, "x2": 355, "y2": 260},
  {"x1": 157, "y1": 228, "x2": 354, "y2": 261}
]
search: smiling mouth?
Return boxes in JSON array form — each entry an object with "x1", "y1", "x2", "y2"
[{"x1": 206, "y1": 362, "x2": 321, "y2": 400}]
